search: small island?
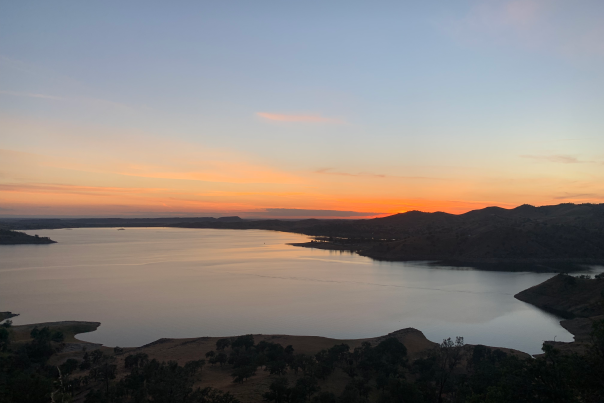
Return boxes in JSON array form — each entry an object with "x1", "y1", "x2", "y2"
[{"x1": 0, "y1": 229, "x2": 56, "y2": 245}]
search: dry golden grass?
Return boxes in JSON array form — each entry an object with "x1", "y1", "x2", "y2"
[
  {"x1": 6, "y1": 321, "x2": 532, "y2": 402},
  {"x1": 106, "y1": 328, "x2": 438, "y2": 402}
]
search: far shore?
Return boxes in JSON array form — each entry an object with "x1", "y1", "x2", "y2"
[
  {"x1": 289, "y1": 241, "x2": 600, "y2": 272},
  {"x1": 3, "y1": 202, "x2": 604, "y2": 272}
]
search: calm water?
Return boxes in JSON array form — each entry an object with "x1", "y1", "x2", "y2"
[{"x1": 1, "y1": 228, "x2": 600, "y2": 354}]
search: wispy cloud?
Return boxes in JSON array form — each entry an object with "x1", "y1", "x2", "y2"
[
  {"x1": 0, "y1": 183, "x2": 164, "y2": 196},
  {"x1": 521, "y1": 154, "x2": 586, "y2": 164},
  {"x1": 503, "y1": 0, "x2": 543, "y2": 27},
  {"x1": 0, "y1": 117, "x2": 303, "y2": 188},
  {"x1": 315, "y1": 168, "x2": 440, "y2": 180},
  {"x1": 243, "y1": 208, "x2": 382, "y2": 218},
  {"x1": 553, "y1": 192, "x2": 601, "y2": 200},
  {"x1": 442, "y1": 0, "x2": 604, "y2": 60},
  {"x1": 257, "y1": 112, "x2": 344, "y2": 124},
  {"x1": 443, "y1": 0, "x2": 546, "y2": 43},
  {"x1": 0, "y1": 90, "x2": 64, "y2": 100}
]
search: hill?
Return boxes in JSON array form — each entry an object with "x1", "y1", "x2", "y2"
[
  {"x1": 515, "y1": 273, "x2": 604, "y2": 319},
  {"x1": 515, "y1": 273, "x2": 604, "y2": 356},
  {"x1": 293, "y1": 203, "x2": 604, "y2": 270},
  {"x1": 2, "y1": 203, "x2": 604, "y2": 270}
]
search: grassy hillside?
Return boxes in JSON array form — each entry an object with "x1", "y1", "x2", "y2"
[{"x1": 515, "y1": 273, "x2": 604, "y2": 318}]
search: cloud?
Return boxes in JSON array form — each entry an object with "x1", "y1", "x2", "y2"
[
  {"x1": 256, "y1": 112, "x2": 344, "y2": 123},
  {"x1": 553, "y1": 192, "x2": 601, "y2": 200},
  {"x1": 442, "y1": 0, "x2": 604, "y2": 60},
  {"x1": 113, "y1": 162, "x2": 298, "y2": 185},
  {"x1": 503, "y1": 0, "x2": 543, "y2": 26},
  {"x1": 0, "y1": 183, "x2": 163, "y2": 196},
  {"x1": 0, "y1": 116, "x2": 301, "y2": 185},
  {"x1": 444, "y1": 0, "x2": 545, "y2": 39},
  {"x1": 315, "y1": 168, "x2": 440, "y2": 180},
  {"x1": 521, "y1": 154, "x2": 585, "y2": 164},
  {"x1": 243, "y1": 208, "x2": 381, "y2": 218},
  {"x1": 0, "y1": 90, "x2": 64, "y2": 100}
]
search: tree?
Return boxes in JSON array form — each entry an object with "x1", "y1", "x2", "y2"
[
  {"x1": 51, "y1": 331, "x2": 64, "y2": 343},
  {"x1": 231, "y1": 365, "x2": 256, "y2": 383},
  {"x1": 293, "y1": 376, "x2": 320, "y2": 402},
  {"x1": 125, "y1": 352, "x2": 149, "y2": 369},
  {"x1": 216, "y1": 338, "x2": 231, "y2": 351},
  {"x1": 60, "y1": 358, "x2": 80, "y2": 375},
  {"x1": 146, "y1": 360, "x2": 195, "y2": 402},
  {"x1": 267, "y1": 360, "x2": 287, "y2": 375},
  {"x1": 376, "y1": 378, "x2": 423, "y2": 403},
  {"x1": 337, "y1": 383, "x2": 366, "y2": 403},
  {"x1": 313, "y1": 391, "x2": 337, "y2": 403},
  {"x1": 215, "y1": 352, "x2": 228, "y2": 366},
  {"x1": 189, "y1": 387, "x2": 241, "y2": 403},
  {"x1": 185, "y1": 359, "x2": 206, "y2": 379},
  {"x1": 263, "y1": 377, "x2": 291, "y2": 403},
  {"x1": 0, "y1": 326, "x2": 10, "y2": 352},
  {"x1": 89, "y1": 356, "x2": 117, "y2": 396},
  {"x1": 231, "y1": 334, "x2": 254, "y2": 351},
  {"x1": 435, "y1": 337, "x2": 464, "y2": 403},
  {"x1": 5, "y1": 372, "x2": 53, "y2": 403},
  {"x1": 26, "y1": 326, "x2": 56, "y2": 363}
]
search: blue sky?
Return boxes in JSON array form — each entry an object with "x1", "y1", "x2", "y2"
[{"x1": 1, "y1": 1, "x2": 603, "y2": 217}]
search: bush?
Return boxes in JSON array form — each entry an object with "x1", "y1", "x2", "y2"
[{"x1": 60, "y1": 358, "x2": 80, "y2": 375}]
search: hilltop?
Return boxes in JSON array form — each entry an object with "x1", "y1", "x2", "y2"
[
  {"x1": 356, "y1": 204, "x2": 604, "y2": 269},
  {"x1": 180, "y1": 203, "x2": 604, "y2": 270}
]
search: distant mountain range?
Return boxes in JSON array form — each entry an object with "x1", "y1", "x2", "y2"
[
  {"x1": 175, "y1": 203, "x2": 604, "y2": 270},
  {"x1": 2, "y1": 203, "x2": 604, "y2": 270},
  {"x1": 0, "y1": 216, "x2": 243, "y2": 230}
]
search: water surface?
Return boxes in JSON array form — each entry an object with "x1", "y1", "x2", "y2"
[{"x1": 0, "y1": 228, "x2": 596, "y2": 354}]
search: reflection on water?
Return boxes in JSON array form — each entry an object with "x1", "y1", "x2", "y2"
[{"x1": 0, "y1": 228, "x2": 594, "y2": 354}]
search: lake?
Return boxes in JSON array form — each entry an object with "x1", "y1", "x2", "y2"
[{"x1": 1, "y1": 227, "x2": 599, "y2": 354}]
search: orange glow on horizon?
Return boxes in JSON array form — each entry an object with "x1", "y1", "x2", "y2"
[{"x1": 2, "y1": 116, "x2": 603, "y2": 218}]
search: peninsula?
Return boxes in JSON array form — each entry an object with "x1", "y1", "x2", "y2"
[{"x1": 0, "y1": 229, "x2": 56, "y2": 245}]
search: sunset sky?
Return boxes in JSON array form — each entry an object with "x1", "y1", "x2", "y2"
[{"x1": 1, "y1": 1, "x2": 603, "y2": 218}]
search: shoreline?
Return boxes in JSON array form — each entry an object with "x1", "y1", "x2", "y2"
[
  {"x1": 4, "y1": 270, "x2": 599, "y2": 402},
  {"x1": 4, "y1": 314, "x2": 564, "y2": 359},
  {"x1": 290, "y1": 241, "x2": 602, "y2": 272},
  {"x1": 6, "y1": 225, "x2": 601, "y2": 272},
  {"x1": 9, "y1": 319, "x2": 533, "y2": 359},
  {"x1": 5, "y1": 273, "x2": 599, "y2": 358},
  {"x1": 3, "y1": 202, "x2": 604, "y2": 272}
]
